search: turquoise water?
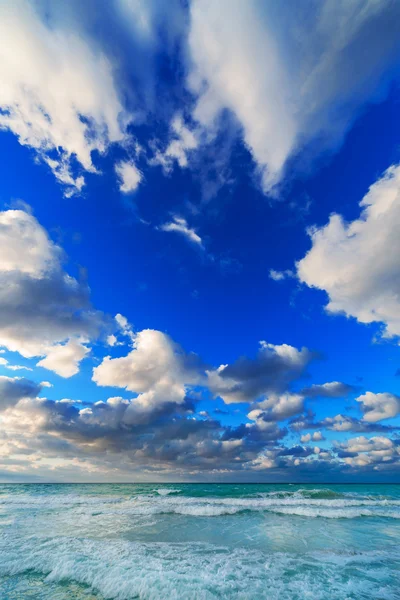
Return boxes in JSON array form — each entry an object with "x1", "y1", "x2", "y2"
[{"x1": 0, "y1": 483, "x2": 399, "y2": 599}]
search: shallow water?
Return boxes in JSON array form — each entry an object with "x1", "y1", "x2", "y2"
[{"x1": 0, "y1": 483, "x2": 399, "y2": 599}]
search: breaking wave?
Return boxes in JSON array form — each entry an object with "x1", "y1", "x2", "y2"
[
  {"x1": 1, "y1": 488, "x2": 399, "y2": 519},
  {"x1": 156, "y1": 488, "x2": 181, "y2": 496},
  {"x1": 0, "y1": 535, "x2": 398, "y2": 600},
  {"x1": 0, "y1": 484, "x2": 399, "y2": 599}
]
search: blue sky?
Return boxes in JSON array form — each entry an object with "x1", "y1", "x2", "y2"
[{"x1": 0, "y1": 0, "x2": 399, "y2": 481}]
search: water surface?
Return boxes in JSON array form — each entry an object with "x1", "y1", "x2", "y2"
[{"x1": 0, "y1": 483, "x2": 399, "y2": 599}]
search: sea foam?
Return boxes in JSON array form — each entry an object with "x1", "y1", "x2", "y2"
[
  {"x1": 1, "y1": 488, "x2": 400, "y2": 518},
  {"x1": 0, "y1": 484, "x2": 399, "y2": 599},
  {"x1": 0, "y1": 534, "x2": 398, "y2": 600}
]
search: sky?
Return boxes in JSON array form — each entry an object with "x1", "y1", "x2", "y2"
[{"x1": 0, "y1": 0, "x2": 399, "y2": 482}]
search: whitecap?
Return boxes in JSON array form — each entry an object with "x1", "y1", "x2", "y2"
[
  {"x1": 156, "y1": 488, "x2": 181, "y2": 496},
  {"x1": 0, "y1": 535, "x2": 398, "y2": 600}
]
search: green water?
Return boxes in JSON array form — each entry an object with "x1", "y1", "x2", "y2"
[{"x1": 0, "y1": 483, "x2": 398, "y2": 599}]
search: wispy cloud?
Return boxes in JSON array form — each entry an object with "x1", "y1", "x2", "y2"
[{"x1": 159, "y1": 216, "x2": 203, "y2": 247}]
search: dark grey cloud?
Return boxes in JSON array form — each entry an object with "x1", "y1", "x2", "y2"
[
  {"x1": 208, "y1": 342, "x2": 319, "y2": 404},
  {"x1": 0, "y1": 376, "x2": 41, "y2": 409},
  {"x1": 301, "y1": 381, "x2": 357, "y2": 399},
  {"x1": 277, "y1": 445, "x2": 314, "y2": 458},
  {"x1": 0, "y1": 269, "x2": 103, "y2": 348},
  {"x1": 290, "y1": 413, "x2": 398, "y2": 434},
  {"x1": 0, "y1": 377, "x2": 285, "y2": 474},
  {"x1": 0, "y1": 363, "x2": 398, "y2": 481},
  {"x1": 0, "y1": 210, "x2": 107, "y2": 376},
  {"x1": 221, "y1": 422, "x2": 286, "y2": 445}
]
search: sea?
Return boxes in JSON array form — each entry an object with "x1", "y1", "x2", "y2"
[{"x1": 0, "y1": 483, "x2": 398, "y2": 599}]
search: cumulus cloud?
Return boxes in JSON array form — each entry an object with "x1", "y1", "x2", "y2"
[
  {"x1": 36, "y1": 339, "x2": 91, "y2": 378},
  {"x1": 301, "y1": 381, "x2": 355, "y2": 398},
  {"x1": 0, "y1": 372, "x2": 397, "y2": 479},
  {"x1": 250, "y1": 393, "x2": 305, "y2": 422},
  {"x1": 300, "y1": 431, "x2": 324, "y2": 443},
  {"x1": 0, "y1": 207, "x2": 60, "y2": 276},
  {"x1": 0, "y1": 376, "x2": 41, "y2": 409},
  {"x1": 115, "y1": 160, "x2": 142, "y2": 193},
  {"x1": 159, "y1": 216, "x2": 203, "y2": 247},
  {"x1": 40, "y1": 381, "x2": 53, "y2": 388},
  {"x1": 0, "y1": 375, "x2": 284, "y2": 477},
  {"x1": 335, "y1": 436, "x2": 400, "y2": 469},
  {"x1": 356, "y1": 392, "x2": 400, "y2": 423},
  {"x1": 297, "y1": 165, "x2": 400, "y2": 338},
  {"x1": 0, "y1": 209, "x2": 104, "y2": 375},
  {"x1": 107, "y1": 335, "x2": 118, "y2": 347},
  {"x1": 93, "y1": 329, "x2": 205, "y2": 417},
  {"x1": 291, "y1": 413, "x2": 396, "y2": 434},
  {"x1": 188, "y1": 0, "x2": 400, "y2": 192},
  {"x1": 207, "y1": 342, "x2": 316, "y2": 404},
  {"x1": 0, "y1": 0, "x2": 131, "y2": 194}
]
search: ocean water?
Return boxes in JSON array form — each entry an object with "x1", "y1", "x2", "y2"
[{"x1": 0, "y1": 484, "x2": 399, "y2": 599}]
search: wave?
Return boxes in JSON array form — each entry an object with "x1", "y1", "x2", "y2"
[
  {"x1": 0, "y1": 493, "x2": 125, "y2": 507},
  {"x1": 156, "y1": 488, "x2": 181, "y2": 496},
  {"x1": 104, "y1": 494, "x2": 400, "y2": 518},
  {"x1": 126, "y1": 503, "x2": 400, "y2": 519},
  {"x1": 257, "y1": 488, "x2": 345, "y2": 500},
  {"x1": 1, "y1": 488, "x2": 399, "y2": 519},
  {"x1": 0, "y1": 534, "x2": 398, "y2": 600},
  {"x1": 266, "y1": 506, "x2": 400, "y2": 519}
]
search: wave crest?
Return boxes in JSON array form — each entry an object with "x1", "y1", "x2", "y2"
[
  {"x1": 0, "y1": 535, "x2": 398, "y2": 600},
  {"x1": 0, "y1": 488, "x2": 399, "y2": 519}
]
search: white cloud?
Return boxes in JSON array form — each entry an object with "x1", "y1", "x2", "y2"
[
  {"x1": 297, "y1": 164, "x2": 400, "y2": 337},
  {"x1": 337, "y1": 435, "x2": 399, "y2": 468},
  {"x1": 301, "y1": 431, "x2": 324, "y2": 443},
  {"x1": 269, "y1": 269, "x2": 294, "y2": 282},
  {"x1": 114, "y1": 313, "x2": 135, "y2": 342},
  {"x1": 314, "y1": 414, "x2": 392, "y2": 433},
  {"x1": 254, "y1": 393, "x2": 304, "y2": 421},
  {"x1": 0, "y1": 209, "x2": 103, "y2": 376},
  {"x1": 340, "y1": 436, "x2": 395, "y2": 454},
  {"x1": 159, "y1": 216, "x2": 203, "y2": 247},
  {"x1": 107, "y1": 335, "x2": 118, "y2": 347},
  {"x1": 93, "y1": 329, "x2": 203, "y2": 412},
  {"x1": 0, "y1": 357, "x2": 32, "y2": 372},
  {"x1": 115, "y1": 160, "x2": 142, "y2": 193},
  {"x1": 319, "y1": 415, "x2": 354, "y2": 433},
  {"x1": 40, "y1": 381, "x2": 53, "y2": 388},
  {"x1": 37, "y1": 339, "x2": 90, "y2": 378},
  {"x1": 188, "y1": 0, "x2": 400, "y2": 192},
  {"x1": 2, "y1": 0, "x2": 399, "y2": 200},
  {"x1": 151, "y1": 115, "x2": 198, "y2": 173},
  {"x1": 0, "y1": 208, "x2": 60, "y2": 277},
  {"x1": 0, "y1": 0, "x2": 130, "y2": 193},
  {"x1": 250, "y1": 452, "x2": 277, "y2": 471},
  {"x1": 356, "y1": 391, "x2": 400, "y2": 423}
]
